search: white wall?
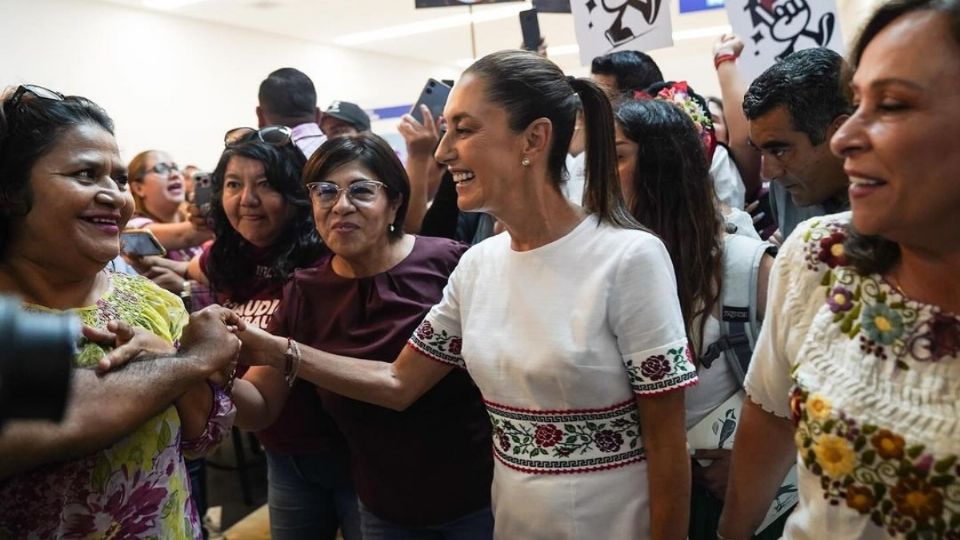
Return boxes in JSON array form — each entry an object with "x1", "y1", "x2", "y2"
[{"x1": 0, "y1": 0, "x2": 459, "y2": 169}]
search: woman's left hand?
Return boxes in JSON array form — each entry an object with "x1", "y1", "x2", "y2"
[{"x1": 83, "y1": 321, "x2": 175, "y2": 374}]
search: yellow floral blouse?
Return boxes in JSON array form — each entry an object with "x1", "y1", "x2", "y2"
[{"x1": 0, "y1": 272, "x2": 235, "y2": 540}]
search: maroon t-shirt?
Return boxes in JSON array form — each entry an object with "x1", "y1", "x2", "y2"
[
  {"x1": 200, "y1": 244, "x2": 345, "y2": 456},
  {"x1": 271, "y1": 236, "x2": 493, "y2": 527}
]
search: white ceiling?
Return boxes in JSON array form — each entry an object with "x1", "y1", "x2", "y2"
[{"x1": 96, "y1": 0, "x2": 731, "y2": 74}]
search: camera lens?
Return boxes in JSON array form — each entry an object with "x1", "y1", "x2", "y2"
[{"x1": 0, "y1": 298, "x2": 77, "y2": 426}]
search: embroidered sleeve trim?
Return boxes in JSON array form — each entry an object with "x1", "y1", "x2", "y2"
[
  {"x1": 624, "y1": 341, "x2": 698, "y2": 395},
  {"x1": 407, "y1": 319, "x2": 466, "y2": 370}
]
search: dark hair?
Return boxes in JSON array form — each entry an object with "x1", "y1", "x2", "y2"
[
  {"x1": 0, "y1": 92, "x2": 114, "y2": 255},
  {"x1": 303, "y1": 133, "x2": 410, "y2": 240},
  {"x1": 205, "y1": 135, "x2": 322, "y2": 301},
  {"x1": 466, "y1": 50, "x2": 639, "y2": 229},
  {"x1": 843, "y1": 0, "x2": 960, "y2": 275},
  {"x1": 591, "y1": 50, "x2": 665, "y2": 95},
  {"x1": 743, "y1": 48, "x2": 852, "y2": 145},
  {"x1": 258, "y1": 67, "x2": 318, "y2": 125},
  {"x1": 615, "y1": 99, "x2": 722, "y2": 349}
]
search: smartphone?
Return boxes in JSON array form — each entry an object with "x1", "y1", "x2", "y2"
[
  {"x1": 410, "y1": 79, "x2": 452, "y2": 126},
  {"x1": 519, "y1": 8, "x2": 541, "y2": 52},
  {"x1": 192, "y1": 172, "x2": 213, "y2": 216},
  {"x1": 120, "y1": 229, "x2": 167, "y2": 258}
]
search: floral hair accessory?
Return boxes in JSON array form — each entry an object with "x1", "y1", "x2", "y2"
[{"x1": 638, "y1": 81, "x2": 717, "y2": 161}]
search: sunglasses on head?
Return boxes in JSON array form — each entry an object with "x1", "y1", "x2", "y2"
[
  {"x1": 224, "y1": 125, "x2": 293, "y2": 148},
  {"x1": 3, "y1": 84, "x2": 64, "y2": 114}
]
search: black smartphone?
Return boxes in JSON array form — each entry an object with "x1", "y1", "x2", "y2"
[
  {"x1": 519, "y1": 8, "x2": 541, "y2": 51},
  {"x1": 192, "y1": 172, "x2": 213, "y2": 216},
  {"x1": 410, "y1": 79, "x2": 452, "y2": 125},
  {"x1": 120, "y1": 229, "x2": 167, "y2": 257}
]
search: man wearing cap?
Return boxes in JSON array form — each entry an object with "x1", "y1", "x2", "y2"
[
  {"x1": 321, "y1": 101, "x2": 371, "y2": 139},
  {"x1": 257, "y1": 67, "x2": 326, "y2": 159}
]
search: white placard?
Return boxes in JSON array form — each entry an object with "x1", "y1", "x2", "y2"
[
  {"x1": 571, "y1": 0, "x2": 674, "y2": 66},
  {"x1": 688, "y1": 391, "x2": 799, "y2": 534},
  {"x1": 726, "y1": 0, "x2": 844, "y2": 82}
]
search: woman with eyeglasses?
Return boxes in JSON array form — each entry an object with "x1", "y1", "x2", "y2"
[
  {"x1": 124, "y1": 149, "x2": 213, "y2": 294},
  {"x1": 236, "y1": 51, "x2": 694, "y2": 539},
  {"x1": 225, "y1": 133, "x2": 495, "y2": 538},
  {"x1": 0, "y1": 85, "x2": 241, "y2": 538},
  {"x1": 180, "y1": 129, "x2": 363, "y2": 540}
]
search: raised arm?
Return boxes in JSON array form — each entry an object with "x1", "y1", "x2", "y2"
[
  {"x1": 399, "y1": 105, "x2": 445, "y2": 234},
  {"x1": 713, "y1": 34, "x2": 762, "y2": 200},
  {"x1": 237, "y1": 323, "x2": 453, "y2": 412},
  {"x1": 0, "y1": 306, "x2": 241, "y2": 479}
]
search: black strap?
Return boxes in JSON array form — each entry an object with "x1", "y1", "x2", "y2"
[{"x1": 699, "y1": 332, "x2": 749, "y2": 369}]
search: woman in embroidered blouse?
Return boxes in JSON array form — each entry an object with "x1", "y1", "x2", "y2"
[
  {"x1": 238, "y1": 50, "x2": 696, "y2": 539},
  {"x1": 0, "y1": 87, "x2": 241, "y2": 539},
  {"x1": 718, "y1": 1, "x2": 960, "y2": 538}
]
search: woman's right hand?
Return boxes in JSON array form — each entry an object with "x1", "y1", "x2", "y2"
[{"x1": 179, "y1": 305, "x2": 246, "y2": 376}]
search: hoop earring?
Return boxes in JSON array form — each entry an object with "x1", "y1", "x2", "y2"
[{"x1": 521, "y1": 156, "x2": 531, "y2": 167}]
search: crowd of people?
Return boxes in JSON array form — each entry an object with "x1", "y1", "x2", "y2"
[{"x1": 0, "y1": 0, "x2": 957, "y2": 538}]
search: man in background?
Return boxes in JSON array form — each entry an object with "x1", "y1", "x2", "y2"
[
  {"x1": 258, "y1": 67, "x2": 325, "y2": 158},
  {"x1": 320, "y1": 101, "x2": 371, "y2": 139},
  {"x1": 743, "y1": 48, "x2": 852, "y2": 239}
]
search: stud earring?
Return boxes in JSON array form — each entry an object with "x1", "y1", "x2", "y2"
[
  {"x1": 521, "y1": 156, "x2": 531, "y2": 167},
  {"x1": 389, "y1": 223, "x2": 396, "y2": 233}
]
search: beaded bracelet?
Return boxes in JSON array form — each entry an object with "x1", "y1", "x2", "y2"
[{"x1": 284, "y1": 337, "x2": 302, "y2": 387}]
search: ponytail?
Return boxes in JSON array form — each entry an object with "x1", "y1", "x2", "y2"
[{"x1": 569, "y1": 77, "x2": 642, "y2": 229}]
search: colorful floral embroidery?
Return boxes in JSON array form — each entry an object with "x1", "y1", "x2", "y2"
[
  {"x1": 486, "y1": 399, "x2": 645, "y2": 474},
  {"x1": 802, "y1": 219, "x2": 960, "y2": 371},
  {"x1": 408, "y1": 319, "x2": 466, "y2": 369},
  {"x1": 792, "y1": 387, "x2": 960, "y2": 537},
  {"x1": 624, "y1": 343, "x2": 698, "y2": 395}
]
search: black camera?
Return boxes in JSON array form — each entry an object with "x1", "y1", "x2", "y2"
[{"x1": 0, "y1": 297, "x2": 77, "y2": 429}]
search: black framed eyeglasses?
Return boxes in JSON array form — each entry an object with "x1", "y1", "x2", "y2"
[
  {"x1": 224, "y1": 125, "x2": 293, "y2": 148},
  {"x1": 3, "y1": 84, "x2": 64, "y2": 113},
  {"x1": 145, "y1": 162, "x2": 180, "y2": 177},
  {"x1": 305, "y1": 180, "x2": 388, "y2": 208}
]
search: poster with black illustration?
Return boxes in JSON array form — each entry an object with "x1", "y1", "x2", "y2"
[
  {"x1": 726, "y1": 0, "x2": 844, "y2": 82},
  {"x1": 571, "y1": 0, "x2": 673, "y2": 66}
]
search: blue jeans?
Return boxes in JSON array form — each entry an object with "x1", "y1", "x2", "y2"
[
  {"x1": 359, "y1": 501, "x2": 494, "y2": 540},
  {"x1": 265, "y1": 450, "x2": 361, "y2": 540}
]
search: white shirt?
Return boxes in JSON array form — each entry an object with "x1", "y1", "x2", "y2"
[{"x1": 409, "y1": 215, "x2": 697, "y2": 539}]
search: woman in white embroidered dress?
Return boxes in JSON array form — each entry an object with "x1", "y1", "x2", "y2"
[
  {"x1": 718, "y1": 1, "x2": 960, "y2": 538},
  {"x1": 237, "y1": 50, "x2": 696, "y2": 539}
]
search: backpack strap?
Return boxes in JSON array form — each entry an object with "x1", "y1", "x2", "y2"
[{"x1": 701, "y1": 234, "x2": 776, "y2": 385}]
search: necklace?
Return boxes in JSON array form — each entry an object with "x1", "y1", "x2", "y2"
[{"x1": 888, "y1": 272, "x2": 908, "y2": 297}]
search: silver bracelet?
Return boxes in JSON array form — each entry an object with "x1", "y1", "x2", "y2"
[{"x1": 284, "y1": 338, "x2": 301, "y2": 387}]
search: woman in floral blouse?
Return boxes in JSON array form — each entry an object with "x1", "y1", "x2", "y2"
[
  {"x1": 0, "y1": 87, "x2": 241, "y2": 538},
  {"x1": 718, "y1": 0, "x2": 960, "y2": 538}
]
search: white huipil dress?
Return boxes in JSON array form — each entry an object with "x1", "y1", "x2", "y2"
[
  {"x1": 745, "y1": 213, "x2": 960, "y2": 539},
  {"x1": 409, "y1": 215, "x2": 698, "y2": 539}
]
